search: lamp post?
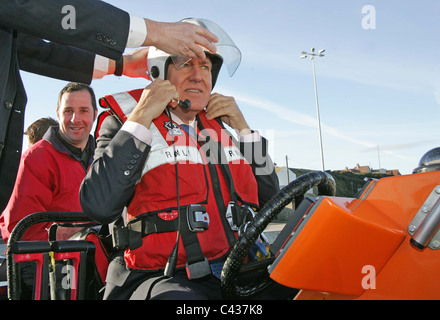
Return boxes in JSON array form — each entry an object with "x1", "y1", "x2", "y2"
[{"x1": 301, "y1": 48, "x2": 326, "y2": 171}]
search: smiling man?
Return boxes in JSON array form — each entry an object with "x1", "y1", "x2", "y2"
[
  {"x1": 0, "y1": 82, "x2": 97, "y2": 298},
  {"x1": 57, "y1": 83, "x2": 97, "y2": 152},
  {"x1": 1, "y1": 82, "x2": 97, "y2": 244}
]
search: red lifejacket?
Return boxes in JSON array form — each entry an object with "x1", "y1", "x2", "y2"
[{"x1": 99, "y1": 89, "x2": 259, "y2": 272}]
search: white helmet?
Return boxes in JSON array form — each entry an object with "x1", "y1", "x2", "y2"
[{"x1": 147, "y1": 18, "x2": 241, "y2": 89}]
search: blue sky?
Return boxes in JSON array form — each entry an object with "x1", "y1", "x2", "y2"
[{"x1": 21, "y1": 0, "x2": 440, "y2": 174}]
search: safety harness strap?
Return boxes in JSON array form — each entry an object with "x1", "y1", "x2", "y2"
[
  {"x1": 117, "y1": 208, "x2": 211, "y2": 279},
  {"x1": 197, "y1": 116, "x2": 257, "y2": 228},
  {"x1": 179, "y1": 209, "x2": 211, "y2": 279}
]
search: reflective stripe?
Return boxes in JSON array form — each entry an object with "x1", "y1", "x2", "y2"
[
  {"x1": 141, "y1": 125, "x2": 247, "y2": 177},
  {"x1": 223, "y1": 145, "x2": 246, "y2": 163},
  {"x1": 111, "y1": 91, "x2": 138, "y2": 117},
  {"x1": 141, "y1": 145, "x2": 204, "y2": 175},
  {"x1": 150, "y1": 122, "x2": 169, "y2": 150}
]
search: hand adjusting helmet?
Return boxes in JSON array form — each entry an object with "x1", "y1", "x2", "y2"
[{"x1": 147, "y1": 18, "x2": 241, "y2": 89}]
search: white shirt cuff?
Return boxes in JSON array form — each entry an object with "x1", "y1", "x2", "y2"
[
  {"x1": 92, "y1": 55, "x2": 110, "y2": 79},
  {"x1": 126, "y1": 15, "x2": 147, "y2": 48},
  {"x1": 238, "y1": 130, "x2": 261, "y2": 143},
  {"x1": 121, "y1": 121, "x2": 152, "y2": 145}
]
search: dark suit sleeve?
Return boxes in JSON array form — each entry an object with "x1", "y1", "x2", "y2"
[
  {"x1": 0, "y1": 0, "x2": 130, "y2": 60},
  {"x1": 17, "y1": 33, "x2": 95, "y2": 84},
  {"x1": 80, "y1": 116, "x2": 151, "y2": 224},
  {"x1": 240, "y1": 137, "x2": 280, "y2": 207}
]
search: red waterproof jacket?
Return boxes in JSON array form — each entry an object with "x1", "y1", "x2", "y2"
[
  {"x1": 99, "y1": 89, "x2": 260, "y2": 271},
  {"x1": 0, "y1": 127, "x2": 94, "y2": 242},
  {"x1": 124, "y1": 112, "x2": 259, "y2": 271}
]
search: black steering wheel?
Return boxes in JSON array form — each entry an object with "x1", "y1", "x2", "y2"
[{"x1": 221, "y1": 171, "x2": 336, "y2": 299}]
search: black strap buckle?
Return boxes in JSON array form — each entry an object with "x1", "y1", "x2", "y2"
[
  {"x1": 111, "y1": 225, "x2": 129, "y2": 250},
  {"x1": 186, "y1": 204, "x2": 209, "y2": 232},
  {"x1": 225, "y1": 201, "x2": 256, "y2": 231},
  {"x1": 185, "y1": 257, "x2": 211, "y2": 280},
  {"x1": 111, "y1": 221, "x2": 143, "y2": 251}
]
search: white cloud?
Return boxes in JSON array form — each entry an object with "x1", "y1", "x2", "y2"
[
  {"x1": 220, "y1": 88, "x2": 376, "y2": 148},
  {"x1": 216, "y1": 87, "x2": 435, "y2": 174}
]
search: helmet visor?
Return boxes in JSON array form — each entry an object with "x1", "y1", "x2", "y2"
[{"x1": 171, "y1": 18, "x2": 241, "y2": 77}]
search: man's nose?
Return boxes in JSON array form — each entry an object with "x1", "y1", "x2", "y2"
[
  {"x1": 71, "y1": 112, "x2": 81, "y2": 123},
  {"x1": 189, "y1": 66, "x2": 203, "y2": 81}
]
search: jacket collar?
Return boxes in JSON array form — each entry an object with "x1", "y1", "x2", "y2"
[{"x1": 42, "y1": 126, "x2": 95, "y2": 169}]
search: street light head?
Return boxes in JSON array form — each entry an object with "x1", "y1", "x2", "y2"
[
  {"x1": 318, "y1": 49, "x2": 326, "y2": 54},
  {"x1": 301, "y1": 51, "x2": 307, "y2": 55},
  {"x1": 300, "y1": 55, "x2": 307, "y2": 59},
  {"x1": 311, "y1": 48, "x2": 315, "y2": 53},
  {"x1": 318, "y1": 54, "x2": 325, "y2": 57}
]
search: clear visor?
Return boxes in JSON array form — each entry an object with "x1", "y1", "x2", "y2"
[{"x1": 171, "y1": 18, "x2": 241, "y2": 77}]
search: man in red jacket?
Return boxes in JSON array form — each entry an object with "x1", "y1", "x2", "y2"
[
  {"x1": 0, "y1": 82, "x2": 97, "y2": 298},
  {"x1": 0, "y1": 82, "x2": 97, "y2": 243}
]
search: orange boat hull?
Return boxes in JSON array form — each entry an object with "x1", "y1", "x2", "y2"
[{"x1": 269, "y1": 171, "x2": 440, "y2": 300}]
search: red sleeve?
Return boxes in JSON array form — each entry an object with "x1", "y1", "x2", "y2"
[{"x1": 0, "y1": 142, "x2": 58, "y2": 241}]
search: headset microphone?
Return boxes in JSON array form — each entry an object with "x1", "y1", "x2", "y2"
[{"x1": 172, "y1": 98, "x2": 191, "y2": 110}]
